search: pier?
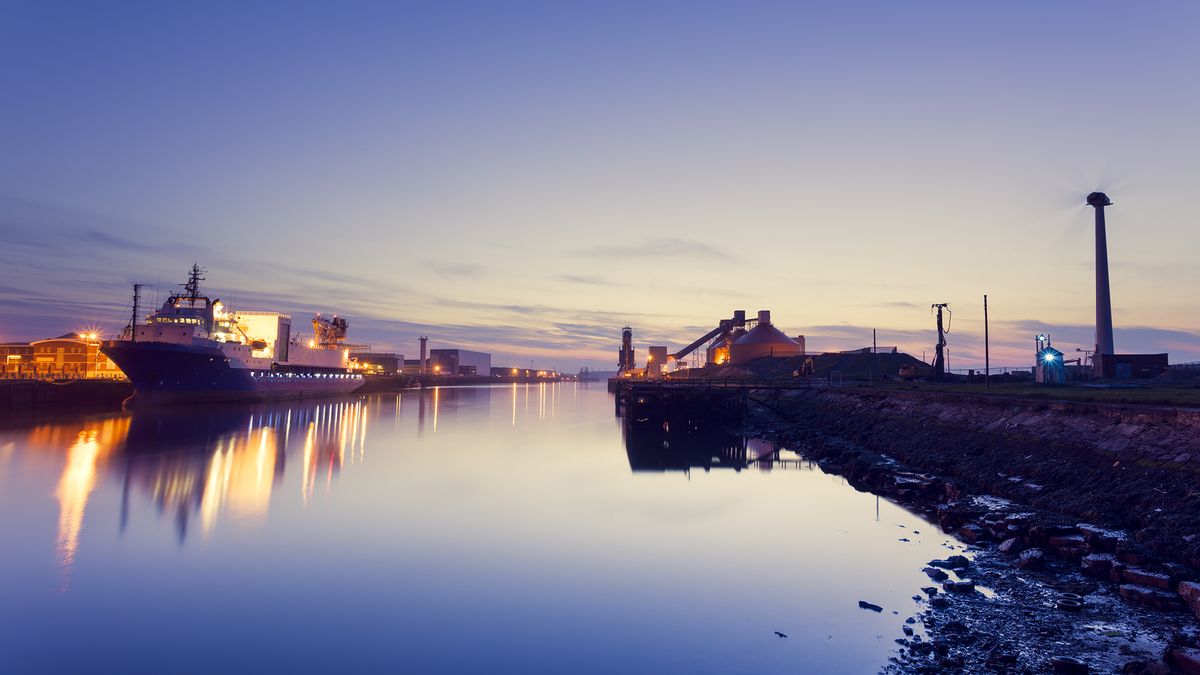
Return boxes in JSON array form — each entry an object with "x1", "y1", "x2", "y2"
[{"x1": 609, "y1": 377, "x2": 830, "y2": 432}]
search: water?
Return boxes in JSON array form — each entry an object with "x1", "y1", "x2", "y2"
[{"x1": 0, "y1": 384, "x2": 962, "y2": 673}]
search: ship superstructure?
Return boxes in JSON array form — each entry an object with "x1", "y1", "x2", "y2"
[{"x1": 102, "y1": 265, "x2": 364, "y2": 404}]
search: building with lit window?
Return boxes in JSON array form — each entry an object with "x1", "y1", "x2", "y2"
[
  {"x1": 12, "y1": 334, "x2": 126, "y2": 380},
  {"x1": 1, "y1": 343, "x2": 34, "y2": 378}
]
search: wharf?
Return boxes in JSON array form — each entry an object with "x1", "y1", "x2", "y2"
[{"x1": 609, "y1": 377, "x2": 830, "y2": 432}]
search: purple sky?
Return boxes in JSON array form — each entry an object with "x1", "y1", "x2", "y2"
[{"x1": 3, "y1": 1, "x2": 1199, "y2": 371}]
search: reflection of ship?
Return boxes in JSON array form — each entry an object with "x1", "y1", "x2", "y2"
[
  {"x1": 101, "y1": 265, "x2": 365, "y2": 405},
  {"x1": 115, "y1": 398, "x2": 367, "y2": 542}
]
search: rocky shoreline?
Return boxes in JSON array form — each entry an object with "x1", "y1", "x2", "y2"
[{"x1": 749, "y1": 389, "x2": 1200, "y2": 674}]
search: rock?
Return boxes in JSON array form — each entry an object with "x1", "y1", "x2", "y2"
[
  {"x1": 1048, "y1": 655, "x2": 1090, "y2": 674},
  {"x1": 1118, "y1": 584, "x2": 1185, "y2": 611},
  {"x1": 1120, "y1": 567, "x2": 1173, "y2": 590},
  {"x1": 858, "y1": 600, "x2": 883, "y2": 612},
  {"x1": 998, "y1": 537, "x2": 1023, "y2": 554},
  {"x1": 944, "y1": 579, "x2": 976, "y2": 593},
  {"x1": 1168, "y1": 647, "x2": 1200, "y2": 675},
  {"x1": 1048, "y1": 534, "x2": 1088, "y2": 559},
  {"x1": 1179, "y1": 581, "x2": 1200, "y2": 620},
  {"x1": 923, "y1": 567, "x2": 949, "y2": 581},
  {"x1": 957, "y1": 523, "x2": 988, "y2": 543},
  {"x1": 929, "y1": 596, "x2": 949, "y2": 609},
  {"x1": 1121, "y1": 660, "x2": 1173, "y2": 675},
  {"x1": 1018, "y1": 548, "x2": 1045, "y2": 570},
  {"x1": 921, "y1": 586, "x2": 938, "y2": 596},
  {"x1": 929, "y1": 555, "x2": 969, "y2": 570},
  {"x1": 1116, "y1": 547, "x2": 1151, "y2": 566},
  {"x1": 902, "y1": 625, "x2": 914, "y2": 636},
  {"x1": 1077, "y1": 523, "x2": 1123, "y2": 552},
  {"x1": 1081, "y1": 553, "x2": 1115, "y2": 578}
]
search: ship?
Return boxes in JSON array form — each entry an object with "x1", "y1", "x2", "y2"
[{"x1": 101, "y1": 264, "x2": 366, "y2": 405}]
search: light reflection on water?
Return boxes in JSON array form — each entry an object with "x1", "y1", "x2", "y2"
[{"x1": 0, "y1": 384, "x2": 961, "y2": 673}]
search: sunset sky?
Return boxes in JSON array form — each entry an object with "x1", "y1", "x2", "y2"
[{"x1": 3, "y1": 1, "x2": 1199, "y2": 371}]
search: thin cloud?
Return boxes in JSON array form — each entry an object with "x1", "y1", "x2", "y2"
[
  {"x1": 570, "y1": 238, "x2": 735, "y2": 261},
  {"x1": 556, "y1": 274, "x2": 619, "y2": 286}
]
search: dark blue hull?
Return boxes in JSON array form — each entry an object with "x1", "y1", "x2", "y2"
[{"x1": 101, "y1": 340, "x2": 364, "y2": 405}]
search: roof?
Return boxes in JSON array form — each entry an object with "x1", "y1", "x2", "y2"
[{"x1": 733, "y1": 324, "x2": 800, "y2": 347}]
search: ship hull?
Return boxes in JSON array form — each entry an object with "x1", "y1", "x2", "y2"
[{"x1": 102, "y1": 340, "x2": 364, "y2": 405}]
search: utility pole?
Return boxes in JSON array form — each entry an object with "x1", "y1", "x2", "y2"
[
  {"x1": 983, "y1": 294, "x2": 990, "y2": 389},
  {"x1": 931, "y1": 303, "x2": 950, "y2": 381},
  {"x1": 872, "y1": 328, "x2": 877, "y2": 383}
]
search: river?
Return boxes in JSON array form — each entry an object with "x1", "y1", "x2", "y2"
[{"x1": 0, "y1": 383, "x2": 966, "y2": 673}]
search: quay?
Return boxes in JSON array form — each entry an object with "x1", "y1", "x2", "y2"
[{"x1": 609, "y1": 377, "x2": 830, "y2": 432}]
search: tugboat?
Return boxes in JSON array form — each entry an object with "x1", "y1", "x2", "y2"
[{"x1": 101, "y1": 264, "x2": 365, "y2": 405}]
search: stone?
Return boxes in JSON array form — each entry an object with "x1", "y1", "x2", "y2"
[
  {"x1": 858, "y1": 600, "x2": 883, "y2": 612},
  {"x1": 944, "y1": 579, "x2": 976, "y2": 593},
  {"x1": 1081, "y1": 553, "x2": 1115, "y2": 578},
  {"x1": 1168, "y1": 647, "x2": 1200, "y2": 675},
  {"x1": 1048, "y1": 534, "x2": 1088, "y2": 559},
  {"x1": 1179, "y1": 581, "x2": 1200, "y2": 620},
  {"x1": 1118, "y1": 584, "x2": 1184, "y2": 611},
  {"x1": 902, "y1": 625, "x2": 914, "y2": 636},
  {"x1": 921, "y1": 586, "x2": 938, "y2": 596},
  {"x1": 998, "y1": 537, "x2": 1023, "y2": 555},
  {"x1": 957, "y1": 523, "x2": 985, "y2": 543},
  {"x1": 1076, "y1": 523, "x2": 1123, "y2": 551},
  {"x1": 1121, "y1": 567, "x2": 1173, "y2": 590},
  {"x1": 923, "y1": 567, "x2": 949, "y2": 581},
  {"x1": 929, "y1": 555, "x2": 970, "y2": 569},
  {"x1": 929, "y1": 596, "x2": 949, "y2": 609},
  {"x1": 1018, "y1": 548, "x2": 1045, "y2": 570}
]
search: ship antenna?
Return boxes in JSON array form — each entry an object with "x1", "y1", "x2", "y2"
[{"x1": 182, "y1": 263, "x2": 206, "y2": 306}]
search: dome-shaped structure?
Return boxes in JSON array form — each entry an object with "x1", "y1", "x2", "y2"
[{"x1": 729, "y1": 310, "x2": 804, "y2": 365}]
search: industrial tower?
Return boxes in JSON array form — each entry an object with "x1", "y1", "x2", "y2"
[{"x1": 1087, "y1": 192, "x2": 1115, "y2": 377}]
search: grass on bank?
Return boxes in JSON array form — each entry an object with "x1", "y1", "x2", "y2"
[{"x1": 853, "y1": 380, "x2": 1200, "y2": 409}]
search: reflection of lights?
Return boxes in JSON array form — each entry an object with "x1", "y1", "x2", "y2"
[
  {"x1": 433, "y1": 387, "x2": 440, "y2": 432},
  {"x1": 55, "y1": 430, "x2": 102, "y2": 590}
]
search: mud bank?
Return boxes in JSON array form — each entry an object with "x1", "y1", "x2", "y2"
[
  {"x1": 767, "y1": 389, "x2": 1200, "y2": 567},
  {"x1": 751, "y1": 389, "x2": 1200, "y2": 673}
]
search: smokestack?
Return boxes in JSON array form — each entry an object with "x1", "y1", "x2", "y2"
[
  {"x1": 419, "y1": 336, "x2": 428, "y2": 374},
  {"x1": 757, "y1": 310, "x2": 771, "y2": 326},
  {"x1": 1087, "y1": 192, "x2": 1115, "y2": 375}
]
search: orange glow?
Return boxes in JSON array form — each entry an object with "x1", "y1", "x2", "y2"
[{"x1": 55, "y1": 430, "x2": 103, "y2": 590}]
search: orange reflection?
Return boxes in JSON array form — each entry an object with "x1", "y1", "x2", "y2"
[{"x1": 51, "y1": 418, "x2": 126, "y2": 590}]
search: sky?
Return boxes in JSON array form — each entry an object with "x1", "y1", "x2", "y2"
[{"x1": 2, "y1": 1, "x2": 1199, "y2": 372}]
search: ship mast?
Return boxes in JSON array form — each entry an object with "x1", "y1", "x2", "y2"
[{"x1": 182, "y1": 263, "x2": 206, "y2": 306}]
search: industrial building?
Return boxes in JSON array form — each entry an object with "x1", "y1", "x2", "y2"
[
  {"x1": 1080, "y1": 193, "x2": 1170, "y2": 379},
  {"x1": 429, "y1": 349, "x2": 491, "y2": 376},
  {"x1": 2, "y1": 333, "x2": 123, "y2": 380},
  {"x1": 728, "y1": 311, "x2": 804, "y2": 365},
  {"x1": 351, "y1": 352, "x2": 404, "y2": 375}
]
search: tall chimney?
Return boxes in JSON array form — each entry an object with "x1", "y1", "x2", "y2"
[
  {"x1": 757, "y1": 310, "x2": 771, "y2": 326},
  {"x1": 419, "y1": 336, "x2": 428, "y2": 374},
  {"x1": 1087, "y1": 192, "x2": 1115, "y2": 376}
]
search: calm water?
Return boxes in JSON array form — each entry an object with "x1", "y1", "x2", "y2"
[{"x1": 0, "y1": 384, "x2": 962, "y2": 673}]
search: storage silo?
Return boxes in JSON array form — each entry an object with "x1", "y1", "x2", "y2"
[{"x1": 729, "y1": 310, "x2": 804, "y2": 365}]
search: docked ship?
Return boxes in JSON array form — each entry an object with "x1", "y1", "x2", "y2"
[{"x1": 102, "y1": 265, "x2": 365, "y2": 405}]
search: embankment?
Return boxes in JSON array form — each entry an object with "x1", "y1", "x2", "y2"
[
  {"x1": 0, "y1": 379, "x2": 131, "y2": 419},
  {"x1": 762, "y1": 388, "x2": 1200, "y2": 568}
]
